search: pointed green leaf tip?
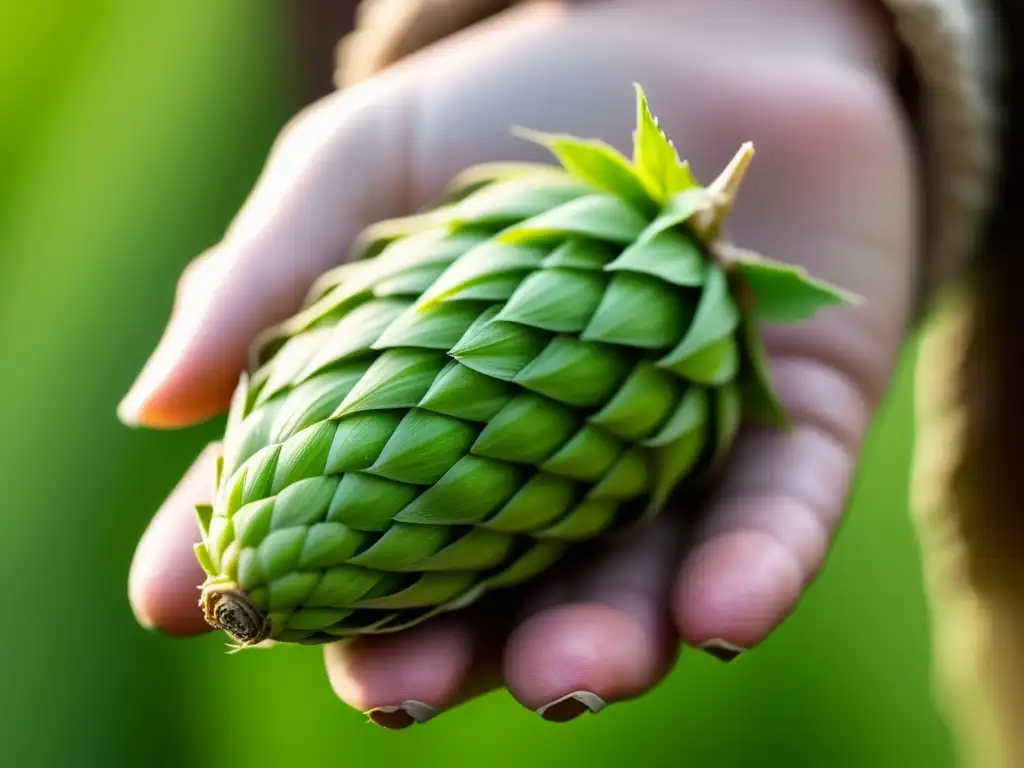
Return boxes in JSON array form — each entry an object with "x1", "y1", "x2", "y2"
[
  {"x1": 511, "y1": 126, "x2": 653, "y2": 212},
  {"x1": 510, "y1": 84, "x2": 701, "y2": 206},
  {"x1": 725, "y1": 246, "x2": 860, "y2": 323},
  {"x1": 632, "y1": 83, "x2": 700, "y2": 202}
]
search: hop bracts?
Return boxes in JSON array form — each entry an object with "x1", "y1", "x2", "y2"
[{"x1": 195, "y1": 86, "x2": 855, "y2": 647}]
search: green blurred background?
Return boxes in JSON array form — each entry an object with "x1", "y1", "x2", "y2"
[{"x1": 0, "y1": 2, "x2": 951, "y2": 766}]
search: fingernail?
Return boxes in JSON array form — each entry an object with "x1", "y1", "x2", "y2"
[
  {"x1": 118, "y1": 336, "x2": 183, "y2": 426},
  {"x1": 698, "y1": 639, "x2": 746, "y2": 662},
  {"x1": 536, "y1": 691, "x2": 607, "y2": 722},
  {"x1": 364, "y1": 701, "x2": 438, "y2": 729},
  {"x1": 117, "y1": 388, "x2": 147, "y2": 427},
  {"x1": 118, "y1": 316, "x2": 193, "y2": 426},
  {"x1": 118, "y1": 360, "x2": 169, "y2": 427}
]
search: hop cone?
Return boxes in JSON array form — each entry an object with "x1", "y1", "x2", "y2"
[{"x1": 194, "y1": 86, "x2": 855, "y2": 647}]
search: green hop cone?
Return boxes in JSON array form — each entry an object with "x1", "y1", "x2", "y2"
[{"x1": 194, "y1": 85, "x2": 857, "y2": 648}]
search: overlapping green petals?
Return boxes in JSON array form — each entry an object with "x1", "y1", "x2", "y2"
[{"x1": 196, "y1": 85, "x2": 857, "y2": 647}]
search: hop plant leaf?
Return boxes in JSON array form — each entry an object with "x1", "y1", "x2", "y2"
[
  {"x1": 632, "y1": 83, "x2": 701, "y2": 202},
  {"x1": 190, "y1": 84, "x2": 858, "y2": 649}
]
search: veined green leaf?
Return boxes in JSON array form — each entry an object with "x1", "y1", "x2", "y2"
[
  {"x1": 221, "y1": 542, "x2": 241, "y2": 585},
  {"x1": 195, "y1": 504, "x2": 214, "y2": 539},
  {"x1": 235, "y1": 548, "x2": 262, "y2": 592},
  {"x1": 206, "y1": 515, "x2": 233, "y2": 568},
  {"x1": 540, "y1": 425, "x2": 622, "y2": 482},
  {"x1": 271, "y1": 422, "x2": 337, "y2": 492},
  {"x1": 265, "y1": 573, "x2": 320, "y2": 612},
  {"x1": 303, "y1": 566, "x2": 383, "y2": 608},
  {"x1": 450, "y1": 177, "x2": 591, "y2": 227},
  {"x1": 326, "y1": 472, "x2": 420, "y2": 532},
  {"x1": 353, "y1": 572, "x2": 478, "y2": 610},
  {"x1": 298, "y1": 298, "x2": 409, "y2": 379},
  {"x1": 449, "y1": 308, "x2": 550, "y2": 381},
  {"x1": 233, "y1": 499, "x2": 275, "y2": 548},
  {"x1": 514, "y1": 126, "x2": 654, "y2": 212},
  {"x1": 417, "y1": 360, "x2": 514, "y2": 422},
  {"x1": 486, "y1": 542, "x2": 568, "y2": 589},
  {"x1": 255, "y1": 326, "x2": 336, "y2": 406},
  {"x1": 581, "y1": 272, "x2": 694, "y2": 349},
  {"x1": 395, "y1": 456, "x2": 521, "y2": 525},
  {"x1": 267, "y1": 365, "x2": 367, "y2": 444},
  {"x1": 235, "y1": 445, "x2": 281, "y2": 515},
  {"x1": 495, "y1": 266, "x2": 607, "y2": 333},
  {"x1": 324, "y1": 410, "x2": 402, "y2": 474},
  {"x1": 372, "y1": 262, "x2": 450, "y2": 298},
  {"x1": 514, "y1": 336, "x2": 630, "y2": 407},
  {"x1": 418, "y1": 240, "x2": 546, "y2": 306},
  {"x1": 482, "y1": 473, "x2": 577, "y2": 533},
  {"x1": 658, "y1": 266, "x2": 739, "y2": 366},
  {"x1": 471, "y1": 392, "x2": 578, "y2": 464},
  {"x1": 194, "y1": 542, "x2": 217, "y2": 577},
  {"x1": 663, "y1": 335, "x2": 740, "y2": 386},
  {"x1": 632, "y1": 84, "x2": 701, "y2": 201},
  {"x1": 287, "y1": 608, "x2": 355, "y2": 632},
  {"x1": 346, "y1": 524, "x2": 452, "y2": 573},
  {"x1": 435, "y1": 272, "x2": 525, "y2": 304},
  {"x1": 589, "y1": 362, "x2": 682, "y2": 440},
  {"x1": 258, "y1": 527, "x2": 307, "y2": 582},
  {"x1": 587, "y1": 448, "x2": 650, "y2": 501},
  {"x1": 258, "y1": 287, "x2": 372, "y2": 360},
  {"x1": 541, "y1": 238, "x2": 616, "y2": 270},
  {"x1": 534, "y1": 499, "x2": 619, "y2": 541},
  {"x1": 649, "y1": 428, "x2": 707, "y2": 508},
  {"x1": 499, "y1": 194, "x2": 648, "y2": 245},
  {"x1": 605, "y1": 228, "x2": 705, "y2": 287},
  {"x1": 735, "y1": 256, "x2": 858, "y2": 322},
  {"x1": 642, "y1": 386, "x2": 710, "y2": 447},
  {"x1": 269, "y1": 476, "x2": 338, "y2": 529},
  {"x1": 331, "y1": 349, "x2": 449, "y2": 418},
  {"x1": 372, "y1": 300, "x2": 484, "y2": 351},
  {"x1": 297, "y1": 522, "x2": 367, "y2": 571},
  {"x1": 416, "y1": 528, "x2": 514, "y2": 571},
  {"x1": 648, "y1": 187, "x2": 714, "y2": 236},
  {"x1": 368, "y1": 409, "x2": 478, "y2": 485}
]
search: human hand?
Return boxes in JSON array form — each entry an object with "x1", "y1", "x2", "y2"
[{"x1": 125, "y1": 0, "x2": 916, "y2": 726}]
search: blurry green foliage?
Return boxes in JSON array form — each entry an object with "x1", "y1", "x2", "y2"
[{"x1": 0, "y1": 2, "x2": 953, "y2": 766}]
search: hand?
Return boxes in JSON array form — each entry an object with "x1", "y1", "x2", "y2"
[{"x1": 125, "y1": 0, "x2": 915, "y2": 726}]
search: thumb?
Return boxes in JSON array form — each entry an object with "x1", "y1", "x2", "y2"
[{"x1": 118, "y1": 83, "x2": 412, "y2": 428}]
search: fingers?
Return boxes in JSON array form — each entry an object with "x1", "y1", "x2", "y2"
[
  {"x1": 118, "y1": 86, "x2": 413, "y2": 428},
  {"x1": 324, "y1": 512, "x2": 687, "y2": 726},
  {"x1": 324, "y1": 613, "x2": 505, "y2": 729},
  {"x1": 501, "y1": 513, "x2": 684, "y2": 722},
  {"x1": 128, "y1": 443, "x2": 219, "y2": 635},
  {"x1": 662, "y1": 27, "x2": 916, "y2": 659},
  {"x1": 673, "y1": 355, "x2": 873, "y2": 657}
]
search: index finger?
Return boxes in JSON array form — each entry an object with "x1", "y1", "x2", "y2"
[{"x1": 117, "y1": 83, "x2": 414, "y2": 428}]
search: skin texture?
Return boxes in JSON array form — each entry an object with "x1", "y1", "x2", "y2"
[{"x1": 124, "y1": 0, "x2": 917, "y2": 725}]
